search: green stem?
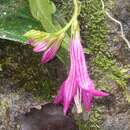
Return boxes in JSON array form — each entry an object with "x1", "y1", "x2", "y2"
[{"x1": 55, "y1": 0, "x2": 79, "y2": 35}]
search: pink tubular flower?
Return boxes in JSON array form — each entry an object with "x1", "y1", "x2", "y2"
[
  {"x1": 41, "y1": 40, "x2": 61, "y2": 63},
  {"x1": 25, "y1": 30, "x2": 64, "y2": 64},
  {"x1": 54, "y1": 32, "x2": 109, "y2": 114}
]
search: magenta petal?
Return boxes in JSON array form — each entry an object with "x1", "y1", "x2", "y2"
[
  {"x1": 54, "y1": 82, "x2": 65, "y2": 104},
  {"x1": 54, "y1": 31, "x2": 109, "y2": 114},
  {"x1": 33, "y1": 43, "x2": 44, "y2": 52},
  {"x1": 54, "y1": 39, "x2": 77, "y2": 114},
  {"x1": 54, "y1": 74, "x2": 77, "y2": 114},
  {"x1": 33, "y1": 42, "x2": 48, "y2": 52},
  {"x1": 62, "y1": 40, "x2": 78, "y2": 114},
  {"x1": 62, "y1": 63, "x2": 77, "y2": 114},
  {"x1": 82, "y1": 90, "x2": 93, "y2": 112},
  {"x1": 63, "y1": 80, "x2": 77, "y2": 114},
  {"x1": 27, "y1": 39, "x2": 34, "y2": 45},
  {"x1": 82, "y1": 89, "x2": 109, "y2": 112},
  {"x1": 41, "y1": 42, "x2": 60, "y2": 64},
  {"x1": 74, "y1": 33, "x2": 91, "y2": 90},
  {"x1": 89, "y1": 89, "x2": 109, "y2": 97}
]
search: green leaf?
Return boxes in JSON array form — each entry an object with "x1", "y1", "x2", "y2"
[
  {"x1": 0, "y1": 0, "x2": 69, "y2": 64},
  {"x1": 28, "y1": 0, "x2": 58, "y2": 32},
  {"x1": 0, "y1": 0, "x2": 42, "y2": 43}
]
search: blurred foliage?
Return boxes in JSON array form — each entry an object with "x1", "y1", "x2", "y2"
[
  {"x1": 28, "y1": 0, "x2": 58, "y2": 32},
  {"x1": 79, "y1": 0, "x2": 129, "y2": 91},
  {"x1": 0, "y1": 0, "x2": 129, "y2": 91},
  {"x1": 54, "y1": 0, "x2": 129, "y2": 130},
  {"x1": 0, "y1": 0, "x2": 70, "y2": 64},
  {"x1": 0, "y1": 40, "x2": 65, "y2": 101},
  {"x1": 53, "y1": 0, "x2": 129, "y2": 94},
  {"x1": 0, "y1": 0, "x2": 42, "y2": 43},
  {"x1": 0, "y1": 0, "x2": 129, "y2": 129},
  {"x1": 77, "y1": 107, "x2": 102, "y2": 130},
  {"x1": 54, "y1": 0, "x2": 128, "y2": 85}
]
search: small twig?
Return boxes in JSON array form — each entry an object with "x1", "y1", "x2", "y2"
[{"x1": 101, "y1": 0, "x2": 130, "y2": 48}]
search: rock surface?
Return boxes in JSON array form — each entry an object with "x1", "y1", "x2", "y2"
[
  {"x1": 20, "y1": 103, "x2": 78, "y2": 130},
  {"x1": 102, "y1": 111, "x2": 130, "y2": 130},
  {"x1": 0, "y1": 0, "x2": 130, "y2": 130},
  {"x1": 0, "y1": 40, "x2": 66, "y2": 130},
  {"x1": 101, "y1": 0, "x2": 130, "y2": 130}
]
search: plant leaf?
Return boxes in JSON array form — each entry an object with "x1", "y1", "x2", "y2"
[
  {"x1": 28, "y1": 0, "x2": 59, "y2": 32},
  {"x1": 0, "y1": 0, "x2": 69, "y2": 64},
  {"x1": 0, "y1": 0, "x2": 43, "y2": 43}
]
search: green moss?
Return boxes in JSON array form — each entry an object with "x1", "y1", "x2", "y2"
[
  {"x1": 77, "y1": 107, "x2": 102, "y2": 130},
  {"x1": 54, "y1": 0, "x2": 129, "y2": 129},
  {"x1": 54, "y1": 0, "x2": 129, "y2": 91},
  {"x1": 0, "y1": 41, "x2": 65, "y2": 101},
  {"x1": 80, "y1": 0, "x2": 129, "y2": 91}
]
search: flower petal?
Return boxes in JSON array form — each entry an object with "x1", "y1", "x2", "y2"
[
  {"x1": 41, "y1": 42, "x2": 61, "y2": 64},
  {"x1": 82, "y1": 90, "x2": 93, "y2": 112},
  {"x1": 71, "y1": 32, "x2": 109, "y2": 112},
  {"x1": 27, "y1": 39, "x2": 34, "y2": 45},
  {"x1": 54, "y1": 82, "x2": 65, "y2": 104},
  {"x1": 62, "y1": 38, "x2": 79, "y2": 114},
  {"x1": 89, "y1": 89, "x2": 109, "y2": 97},
  {"x1": 75, "y1": 33, "x2": 91, "y2": 89},
  {"x1": 74, "y1": 87, "x2": 82, "y2": 113},
  {"x1": 82, "y1": 89, "x2": 109, "y2": 112},
  {"x1": 33, "y1": 42, "x2": 48, "y2": 52},
  {"x1": 54, "y1": 39, "x2": 78, "y2": 114},
  {"x1": 63, "y1": 80, "x2": 77, "y2": 114},
  {"x1": 54, "y1": 31, "x2": 109, "y2": 114}
]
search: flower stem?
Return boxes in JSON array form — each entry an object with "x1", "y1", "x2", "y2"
[{"x1": 55, "y1": 0, "x2": 80, "y2": 35}]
